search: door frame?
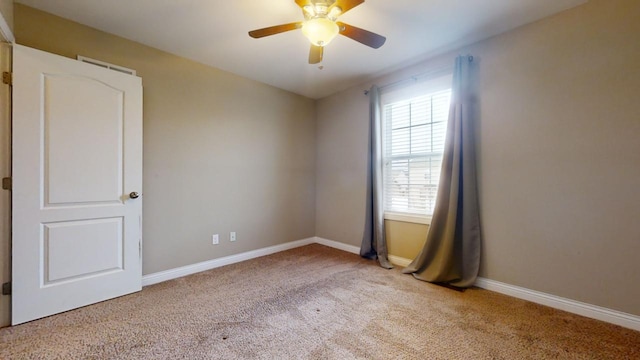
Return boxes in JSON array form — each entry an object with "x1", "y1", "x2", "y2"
[
  {"x1": 0, "y1": 40, "x2": 12, "y2": 328},
  {"x1": 0, "y1": 2, "x2": 14, "y2": 329}
]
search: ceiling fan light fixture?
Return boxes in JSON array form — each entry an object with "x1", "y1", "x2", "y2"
[
  {"x1": 303, "y1": 5, "x2": 315, "y2": 17},
  {"x1": 248, "y1": 0, "x2": 384, "y2": 64},
  {"x1": 328, "y1": 6, "x2": 342, "y2": 20},
  {"x1": 301, "y1": 18, "x2": 339, "y2": 46}
]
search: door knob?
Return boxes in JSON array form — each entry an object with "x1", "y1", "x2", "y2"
[{"x1": 129, "y1": 191, "x2": 140, "y2": 199}]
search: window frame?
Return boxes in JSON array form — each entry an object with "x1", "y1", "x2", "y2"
[{"x1": 380, "y1": 73, "x2": 453, "y2": 225}]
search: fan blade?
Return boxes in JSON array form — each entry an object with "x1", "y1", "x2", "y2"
[
  {"x1": 331, "y1": 0, "x2": 365, "y2": 15},
  {"x1": 336, "y1": 22, "x2": 386, "y2": 48},
  {"x1": 249, "y1": 22, "x2": 302, "y2": 38},
  {"x1": 309, "y1": 45, "x2": 324, "y2": 64}
]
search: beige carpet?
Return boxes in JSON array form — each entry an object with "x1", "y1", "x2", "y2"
[{"x1": 0, "y1": 244, "x2": 638, "y2": 359}]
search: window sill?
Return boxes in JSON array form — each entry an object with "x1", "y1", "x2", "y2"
[{"x1": 384, "y1": 212, "x2": 432, "y2": 225}]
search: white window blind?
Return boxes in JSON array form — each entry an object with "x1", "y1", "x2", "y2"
[{"x1": 382, "y1": 74, "x2": 452, "y2": 218}]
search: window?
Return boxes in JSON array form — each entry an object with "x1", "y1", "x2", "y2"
[{"x1": 381, "y1": 74, "x2": 452, "y2": 224}]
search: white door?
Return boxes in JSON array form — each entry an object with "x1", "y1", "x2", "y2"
[{"x1": 11, "y1": 45, "x2": 143, "y2": 325}]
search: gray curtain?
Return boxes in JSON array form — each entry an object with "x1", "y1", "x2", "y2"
[
  {"x1": 360, "y1": 85, "x2": 393, "y2": 269},
  {"x1": 402, "y1": 55, "x2": 481, "y2": 288}
]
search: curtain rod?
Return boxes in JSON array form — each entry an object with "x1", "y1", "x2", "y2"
[{"x1": 364, "y1": 55, "x2": 473, "y2": 95}]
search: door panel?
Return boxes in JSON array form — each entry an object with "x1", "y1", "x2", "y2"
[
  {"x1": 12, "y1": 44, "x2": 142, "y2": 325},
  {"x1": 43, "y1": 217, "x2": 123, "y2": 284},
  {"x1": 44, "y1": 75, "x2": 124, "y2": 206}
]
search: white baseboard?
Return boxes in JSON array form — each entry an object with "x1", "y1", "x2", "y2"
[
  {"x1": 142, "y1": 236, "x2": 640, "y2": 332},
  {"x1": 474, "y1": 277, "x2": 640, "y2": 332},
  {"x1": 142, "y1": 236, "x2": 361, "y2": 287},
  {"x1": 314, "y1": 237, "x2": 360, "y2": 255},
  {"x1": 142, "y1": 237, "x2": 315, "y2": 286},
  {"x1": 314, "y1": 237, "x2": 414, "y2": 268}
]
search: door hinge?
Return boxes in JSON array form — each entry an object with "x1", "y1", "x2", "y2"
[
  {"x1": 1, "y1": 177, "x2": 10, "y2": 191},
  {"x1": 2, "y1": 71, "x2": 11, "y2": 85},
  {"x1": 2, "y1": 282, "x2": 10, "y2": 295}
]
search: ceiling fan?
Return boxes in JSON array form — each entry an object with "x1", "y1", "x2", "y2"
[{"x1": 248, "y1": 0, "x2": 386, "y2": 64}]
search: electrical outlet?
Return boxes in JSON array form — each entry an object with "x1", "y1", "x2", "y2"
[
  {"x1": 212, "y1": 234, "x2": 219, "y2": 245},
  {"x1": 230, "y1": 232, "x2": 236, "y2": 242}
]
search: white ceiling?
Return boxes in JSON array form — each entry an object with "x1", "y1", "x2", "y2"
[{"x1": 15, "y1": 0, "x2": 587, "y2": 99}]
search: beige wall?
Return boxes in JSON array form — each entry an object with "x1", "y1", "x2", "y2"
[
  {"x1": 385, "y1": 221, "x2": 427, "y2": 261},
  {"x1": 13, "y1": 5, "x2": 317, "y2": 277},
  {"x1": 315, "y1": 85, "x2": 369, "y2": 245},
  {"x1": 316, "y1": 0, "x2": 640, "y2": 316}
]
